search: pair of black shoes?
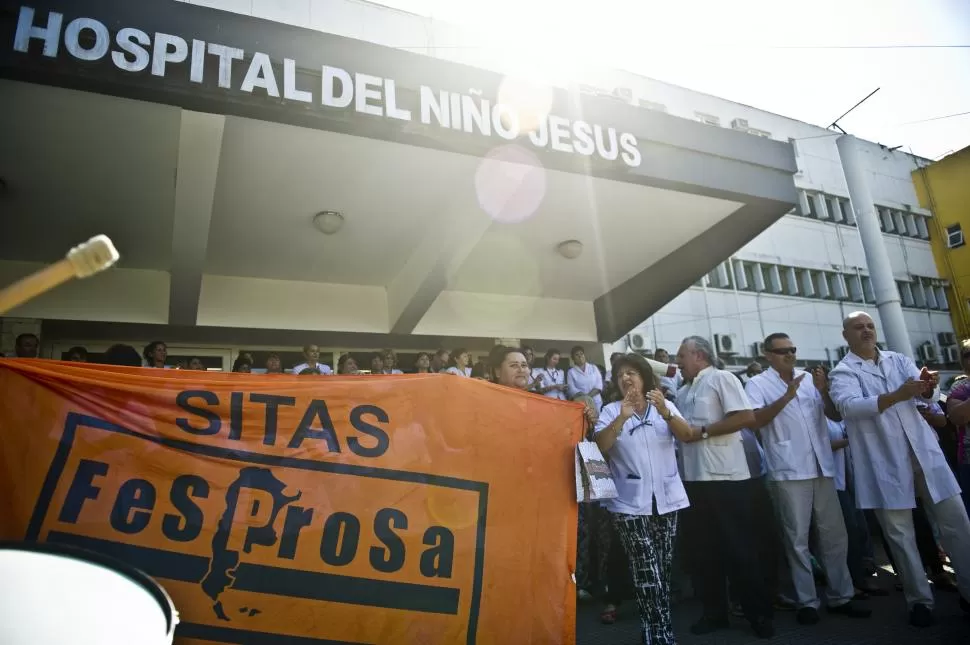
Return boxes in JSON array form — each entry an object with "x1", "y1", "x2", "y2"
[
  {"x1": 690, "y1": 615, "x2": 774, "y2": 639},
  {"x1": 796, "y1": 600, "x2": 872, "y2": 625}
]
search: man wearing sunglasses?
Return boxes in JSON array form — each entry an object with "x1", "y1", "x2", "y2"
[
  {"x1": 745, "y1": 333, "x2": 870, "y2": 626},
  {"x1": 829, "y1": 311, "x2": 970, "y2": 627}
]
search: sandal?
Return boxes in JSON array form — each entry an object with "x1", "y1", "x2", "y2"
[{"x1": 600, "y1": 605, "x2": 617, "y2": 624}]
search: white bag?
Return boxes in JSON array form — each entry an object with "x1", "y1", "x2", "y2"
[{"x1": 574, "y1": 440, "x2": 618, "y2": 503}]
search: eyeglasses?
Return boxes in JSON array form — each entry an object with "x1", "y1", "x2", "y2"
[{"x1": 767, "y1": 347, "x2": 797, "y2": 355}]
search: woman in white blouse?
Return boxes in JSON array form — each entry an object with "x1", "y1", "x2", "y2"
[
  {"x1": 594, "y1": 353, "x2": 696, "y2": 645},
  {"x1": 444, "y1": 348, "x2": 472, "y2": 377},
  {"x1": 567, "y1": 345, "x2": 604, "y2": 409},
  {"x1": 533, "y1": 348, "x2": 568, "y2": 400}
]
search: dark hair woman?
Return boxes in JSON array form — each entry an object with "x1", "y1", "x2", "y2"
[
  {"x1": 487, "y1": 346, "x2": 531, "y2": 389},
  {"x1": 337, "y1": 353, "x2": 359, "y2": 375},
  {"x1": 413, "y1": 352, "x2": 433, "y2": 374},
  {"x1": 232, "y1": 356, "x2": 252, "y2": 373},
  {"x1": 445, "y1": 348, "x2": 471, "y2": 377},
  {"x1": 534, "y1": 348, "x2": 567, "y2": 400},
  {"x1": 142, "y1": 341, "x2": 167, "y2": 368},
  {"x1": 593, "y1": 353, "x2": 696, "y2": 645}
]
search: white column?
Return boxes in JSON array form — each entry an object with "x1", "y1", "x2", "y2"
[{"x1": 836, "y1": 135, "x2": 913, "y2": 358}]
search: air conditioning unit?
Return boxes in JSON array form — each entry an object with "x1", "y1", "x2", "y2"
[
  {"x1": 627, "y1": 333, "x2": 648, "y2": 351},
  {"x1": 918, "y1": 343, "x2": 938, "y2": 362},
  {"x1": 943, "y1": 346, "x2": 960, "y2": 363},
  {"x1": 715, "y1": 333, "x2": 738, "y2": 355},
  {"x1": 938, "y1": 332, "x2": 957, "y2": 346},
  {"x1": 731, "y1": 118, "x2": 749, "y2": 130},
  {"x1": 752, "y1": 342, "x2": 765, "y2": 356},
  {"x1": 837, "y1": 346, "x2": 851, "y2": 359}
]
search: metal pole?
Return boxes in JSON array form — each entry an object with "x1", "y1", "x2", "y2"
[{"x1": 836, "y1": 135, "x2": 913, "y2": 358}]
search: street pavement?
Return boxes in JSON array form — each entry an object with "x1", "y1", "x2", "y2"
[{"x1": 576, "y1": 571, "x2": 969, "y2": 645}]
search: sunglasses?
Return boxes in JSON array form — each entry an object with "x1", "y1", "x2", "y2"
[{"x1": 767, "y1": 347, "x2": 797, "y2": 356}]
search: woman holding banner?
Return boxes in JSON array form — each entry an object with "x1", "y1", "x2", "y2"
[{"x1": 594, "y1": 354, "x2": 695, "y2": 645}]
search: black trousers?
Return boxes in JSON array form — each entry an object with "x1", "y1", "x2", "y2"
[{"x1": 683, "y1": 479, "x2": 774, "y2": 622}]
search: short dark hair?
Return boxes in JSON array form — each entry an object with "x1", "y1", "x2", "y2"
[
  {"x1": 763, "y1": 333, "x2": 790, "y2": 351},
  {"x1": 570, "y1": 345, "x2": 585, "y2": 356},
  {"x1": 142, "y1": 341, "x2": 166, "y2": 362},
  {"x1": 103, "y1": 344, "x2": 142, "y2": 367},
  {"x1": 543, "y1": 348, "x2": 561, "y2": 364},
  {"x1": 610, "y1": 354, "x2": 658, "y2": 393},
  {"x1": 67, "y1": 346, "x2": 88, "y2": 360},
  {"x1": 15, "y1": 333, "x2": 38, "y2": 345}
]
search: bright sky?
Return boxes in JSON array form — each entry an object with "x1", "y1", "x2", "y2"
[{"x1": 368, "y1": 0, "x2": 970, "y2": 160}]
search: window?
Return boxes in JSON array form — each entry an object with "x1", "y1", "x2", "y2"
[
  {"x1": 848, "y1": 275, "x2": 864, "y2": 302},
  {"x1": 915, "y1": 216, "x2": 929, "y2": 239},
  {"x1": 696, "y1": 112, "x2": 721, "y2": 126},
  {"x1": 898, "y1": 281, "x2": 915, "y2": 307},
  {"x1": 709, "y1": 262, "x2": 732, "y2": 288},
  {"x1": 861, "y1": 276, "x2": 875, "y2": 303},
  {"x1": 905, "y1": 213, "x2": 919, "y2": 237},
  {"x1": 947, "y1": 224, "x2": 964, "y2": 248},
  {"x1": 840, "y1": 199, "x2": 854, "y2": 225},
  {"x1": 805, "y1": 194, "x2": 819, "y2": 218},
  {"x1": 926, "y1": 282, "x2": 940, "y2": 309},
  {"x1": 913, "y1": 280, "x2": 927, "y2": 308},
  {"x1": 751, "y1": 263, "x2": 767, "y2": 292},
  {"x1": 799, "y1": 270, "x2": 816, "y2": 297},
  {"x1": 783, "y1": 267, "x2": 799, "y2": 295},
  {"x1": 829, "y1": 197, "x2": 843, "y2": 222},
  {"x1": 733, "y1": 260, "x2": 749, "y2": 290},
  {"x1": 893, "y1": 210, "x2": 906, "y2": 234},
  {"x1": 937, "y1": 286, "x2": 949, "y2": 310},
  {"x1": 818, "y1": 196, "x2": 831, "y2": 220},
  {"x1": 816, "y1": 272, "x2": 832, "y2": 299},
  {"x1": 766, "y1": 265, "x2": 782, "y2": 293},
  {"x1": 832, "y1": 273, "x2": 849, "y2": 300},
  {"x1": 880, "y1": 209, "x2": 895, "y2": 233}
]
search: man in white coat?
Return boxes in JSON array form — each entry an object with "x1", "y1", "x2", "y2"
[
  {"x1": 746, "y1": 333, "x2": 870, "y2": 625},
  {"x1": 829, "y1": 311, "x2": 970, "y2": 627}
]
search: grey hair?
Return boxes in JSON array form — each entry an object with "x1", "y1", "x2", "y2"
[{"x1": 683, "y1": 336, "x2": 716, "y2": 364}]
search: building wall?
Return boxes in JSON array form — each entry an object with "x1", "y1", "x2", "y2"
[
  {"x1": 173, "y1": 0, "x2": 956, "y2": 365},
  {"x1": 913, "y1": 147, "x2": 970, "y2": 341}
]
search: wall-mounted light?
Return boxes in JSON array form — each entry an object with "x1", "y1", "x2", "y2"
[
  {"x1": 312, "y1": 211, "x2": 344, "y2": 235},
  {"x1": 557, "y1": 239, "x2": 583, "y2": 259}
]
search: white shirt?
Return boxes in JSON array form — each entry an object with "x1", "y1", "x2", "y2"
[
  {"x1": 292, "y1": 362, "x2": 333, "y2": 375},
  {"x1": 595, "y1": 401, "x2": 690, "y2": 516},
  {"x1": 567, "y1": 363, "x2": 604, "y2": 409},
  {"x1": 744, "y1": 367, "x2": 836, "y2": 481},
  {"x1": 445, "y1": 366, "x2": 472, "y2": 377},
  {"x1": 674, "y1": 366, "x2": 753, "y2": 482},
  {"x1": 383, "y1": 369, "x2": 404, "y2": 375},
  {"x1": 532, "y1": 367, "x2": 567, "y2": 400},
  {"x1": 660, "y1": 370, "x2": 683, "y2": 398},
  {"x1": 827, "y1": 419, "x2": 849, "y2": 491},
  {"x1": 829, "y1": 350, "x2": 959, "y2": 509}
]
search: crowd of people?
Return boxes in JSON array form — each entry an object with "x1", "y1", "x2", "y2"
[{"x1": 5, "y1": 312, "x2": 970, "y2": 645}]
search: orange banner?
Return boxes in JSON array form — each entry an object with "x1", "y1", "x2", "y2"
[{"x1": 0, "y1": 359, "x2": 581, "y2": 644}]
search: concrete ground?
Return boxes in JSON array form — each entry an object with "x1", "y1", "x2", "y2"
[{"x1": 576, "y1": 571, "x2": 969, "y2": 645}]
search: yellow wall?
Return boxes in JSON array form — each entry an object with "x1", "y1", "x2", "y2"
[{"x1": 913, "y1": 146, "x2": 970, "y2": 340}]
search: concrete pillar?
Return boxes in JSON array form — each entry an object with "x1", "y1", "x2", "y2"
[{"x1": 836, "y1": 135, "x2": 913, "y2": 358}]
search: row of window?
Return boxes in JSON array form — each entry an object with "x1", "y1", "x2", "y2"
[
  {"x1": 699, "y1": 259, "x2": 950, "y2": 312},
  {"x1": 793, "y1": 191, "x2": 932, "y2": 241}
]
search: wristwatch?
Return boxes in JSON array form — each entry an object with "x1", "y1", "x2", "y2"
[{"x1": 700, "y1": 426, "x2": 709, "y2": 440}]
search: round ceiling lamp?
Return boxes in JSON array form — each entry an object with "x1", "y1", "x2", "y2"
[
  {"x1": 557, "y1": 239, "x2": 583, "y2": 259},
  {"x1": 312, "y1": 211, "x2": 344, "y2": 235}
]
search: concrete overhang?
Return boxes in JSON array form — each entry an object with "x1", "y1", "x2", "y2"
[{"x1": 0, "y1": 0, "x2": 798, "y2": 343}]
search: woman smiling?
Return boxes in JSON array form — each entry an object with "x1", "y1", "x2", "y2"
[{"x1": 594, "y1": 353, "x2": 695, "y2": 645}]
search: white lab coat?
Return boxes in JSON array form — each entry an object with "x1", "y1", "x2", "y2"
[{"x1": 828, "y1": 350, "x2": 960, "y2": 510}]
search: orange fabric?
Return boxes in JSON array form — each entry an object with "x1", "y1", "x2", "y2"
[{"x1": 0, "y1": 359, "x2": 581, "y2": 644}]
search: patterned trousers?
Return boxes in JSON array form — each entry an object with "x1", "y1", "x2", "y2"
[{"x1": 612, "y1": 511, "x2": 679, "y2": 645}]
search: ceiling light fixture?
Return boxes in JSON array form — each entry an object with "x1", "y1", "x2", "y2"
[
  {"x1": 557, "y1": 239, "x2": 583, "y2": 259},
  {"x1": 312, "y1": 210, "x2": 344, "y2": 235}
]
